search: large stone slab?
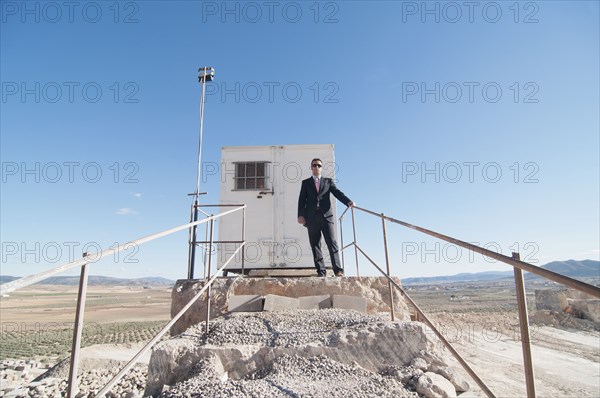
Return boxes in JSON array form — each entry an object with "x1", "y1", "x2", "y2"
[
  {"x1": 263, "y1": 294, "x2": 299, "y2": 311},
  {"x1": 170, "y1": 276, "x2": 408, "y2": 335},
  {"x1": 299, "y1": 295, "x2": 331, "y2": 309},
  {"x1": 228, "y1": 295, "x2": 263, "y2": 312},
  {"x1": 332, "y1": 295, "x2": 367, "y2": 312}
]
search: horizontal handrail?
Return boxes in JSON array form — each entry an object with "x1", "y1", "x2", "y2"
[
  {"x1": 95, "y1": 243, "x2": 245, "y2": 397},
  {"x1": 353, "y1": 243, "x2": 496, "y2": 398},
  {"x1": 346, "y1": 206, "x2": 600, "y2": 298},
  {"x1": 0, "y1": 205, "x2": 246, "y2": 296}
]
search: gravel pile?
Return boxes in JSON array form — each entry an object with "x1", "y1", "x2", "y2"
[
  {"x1": 8, "y1": 310, "x2": 427, "y2": 397},
  {"x1": 159, "y1": 353, "x2": 420, "y2": 398},
  {"x1": 188, "y1": 308, "x2": 389, "y2": 347},
  {"x1": 5, "y1": 361, "x2": 147, "y2": 398},
  {"x1": 158, "y1": 310, "x2": 423, "y2": 398}
]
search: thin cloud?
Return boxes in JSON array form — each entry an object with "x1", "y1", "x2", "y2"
[
  {"x1": 116, "y1": 208, "x2": 137, "y2": 216},
  {"x1": 132, "y1": 192, "x2": 142, "y2": 199},
  {"x1": 577, "y1": 249, "x2": 600, "y2": 257}
]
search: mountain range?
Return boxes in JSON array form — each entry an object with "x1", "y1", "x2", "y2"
[
  {"x1": 401, "y1": 259, "x2": 599, "y2": 285},
  {"x1": 1, "y1": 260, "x2": 597, "y2": 287},
  {"x1": 0, "y1": 275, "x2": 175, "y2": 286}
]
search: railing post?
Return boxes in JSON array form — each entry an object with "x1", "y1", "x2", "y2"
[
  {"x1": 187, "y1": 202, "x2": 196, "y2": 279},
  {"x1": 203, "y1": 219, "x2": 209, "y2": 279},
  {"x1": 241, "y1": 207, "x2": 246, "y2": 276},
  {"x1": 351, "y1": 206, "x2": 359, "y2": 276},
  {"x1": 205, "y1": 215, "x2": 215, "y2": 337},
  {"x1": 513, "y1": 252, "x2": 536, "y2": 398},
  {"x1": 67, "y1": 257, "x2": 90, "y2": 398},
  {"x1": 381, "y1": 214, "x2": 395, "y2": 321},
  {"x1": 339, "y1": 216, "x2": 345, "y2": 271}
]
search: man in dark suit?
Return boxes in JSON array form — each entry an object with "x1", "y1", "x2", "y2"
[{"x1": 297, "y1": 158, "x2": 354, "y2": 277}]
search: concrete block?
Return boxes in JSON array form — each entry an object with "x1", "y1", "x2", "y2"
[
  {"x1": 263, "y1": 294, "x2": 299, "y2": 311},
  {"x1": 299, "y1": 295, "x2": 331, "y2": 310},
  {"x1": 332, "y1": 295, "x2": 367, "y2": 313},
  {"x1": 228, "y1": 295, "x2": 263, "y2": 312}
]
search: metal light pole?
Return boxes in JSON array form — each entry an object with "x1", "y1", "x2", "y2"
[{"x1": 187, "y1": 67, "x2": 215, "y2": 279}]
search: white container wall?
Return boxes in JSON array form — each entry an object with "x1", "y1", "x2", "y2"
[{"x1": 217, "y1": 144, "x2": 338, "y2": 272}]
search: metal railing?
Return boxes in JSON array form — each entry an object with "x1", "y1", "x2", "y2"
[
  {"x1": 0, "y1": 204, "x2": 246, "y2": 398},
  {"x1": 339, "y1": 205, "x2": 600, "y2": 398}
]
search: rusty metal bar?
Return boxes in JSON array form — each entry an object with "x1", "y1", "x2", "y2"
[
  {"x1": 381, "y1": 214, "x2": 395, "y2": 321},
  {"x1": 203, "y1": 219, "x2": 210, "y2": 280},
  {"x1": 197, "y1": 204, "x2": 247, "y2": 207},
  {"x1": 352, "y1": 206, "x2": 600, "y2": 298},
  {"x1": 67, "y1": 261, "x2": 90, "y2": 398},
  {"x1": 194, "y1": 240, "x2": 245, "y2": 244},
  {"x1": 513, "y1": 252, "x2": 536, "y2": 398},
  {"x1": 241, "y1": 207, "x2": 246, "y2": 275},
  {"x1": 351, "y1": 206, "x2": 359, "y2": 276},
  {"x1": 354, "y1": 243, "x2": 496, "y2": 398},
  {"x1": 338, "y1": 205, "x2": 351, "y2": 221},
  {"x1": 187, "y1": 202, "x2": 196, "y2": 279},
  {"x1": 95, "y1": 243, "x2": 245, "y2": 397},
  {"x1": 205, "y1": 216, "x2": 215, "y2": 336},
  {"x1": 340, "y1": 215, "x2": 346, "y2": 271},
  {"x1": 342, "y1": 242, "x2": 355, "y2": 251}
]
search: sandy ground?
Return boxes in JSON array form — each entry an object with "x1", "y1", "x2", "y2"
[
  {"x1": 58, "y1": 313, "x2": 600, "y2": 398},
  {"x1": 428, "y1": 313, "x2": 600, "y2": 398},
  {"x1": 1, "y1": 284, "x2": 598, "y2": 397}
]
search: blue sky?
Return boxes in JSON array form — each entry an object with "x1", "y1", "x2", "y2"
[{"x1": 1, "y1": 0, "x2": 599, "y2": 280}]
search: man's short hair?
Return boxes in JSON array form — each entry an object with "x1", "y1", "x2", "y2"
[{"x1": 311, "y1": 158, "x2": 323, "y2": 165}]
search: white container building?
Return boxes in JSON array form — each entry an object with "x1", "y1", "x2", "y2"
[{"x1": 217, "y1": 144, "x2": 340, "y2": 274}]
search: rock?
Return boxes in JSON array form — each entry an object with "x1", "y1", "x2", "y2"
[
  {"x1": 430, "y1": 365, "x2": 470, "y2": 392},
  {"x1": 535, "y1": 289, "x2": 600, "y2": 325},
  {"x1": 535, "y1": 290, "x2": 568, "y2": 311},
  {"x1": 416, "y1": 372, "x2": 457, "y2": 398},
  {"x1": 170, "y1": 276, "x2": 409, "y2": 335},
  {"x1": 146, "y1": 309, "x2": 443, "y2": 396},
  {"x1": 411, "y1": 357, "x2": 428, "y2": 371}
]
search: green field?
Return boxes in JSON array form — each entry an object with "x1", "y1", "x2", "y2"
[{"x1": 0, "y1": 320, "x2": 169, "y2": 361}]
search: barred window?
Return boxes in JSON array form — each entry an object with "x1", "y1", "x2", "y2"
[{"x1": 235, "y1": 162, "x2": 267, "y2": 190}]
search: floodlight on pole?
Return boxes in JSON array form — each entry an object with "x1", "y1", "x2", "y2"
[
  {"x1": 188, "y1": 66, "x2": 215, "y2": 280},
  {"x1": 194, "y1": 66, "x2": 215, "y2": 198}
]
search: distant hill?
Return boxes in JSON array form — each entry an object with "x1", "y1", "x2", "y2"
[
  {"x1": 0, "y1": 275, "x2": 20, "y2": 285},
  {"x1": 401, "y1": 271, "x2": 513, "y2": 285},
  {"x1": 402, "y1": 259, "x2": 599, "y2": 285},
  {"x1": 525, "y1": 259, "x2": 599, "y2": 280},
  {"x1": 0, "y1": 275, "x2": 175, "y2": 286}
]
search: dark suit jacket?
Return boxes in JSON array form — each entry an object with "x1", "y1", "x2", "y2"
[{"x1": 297, "y1": 177, "x2": 352, "y2": 223}]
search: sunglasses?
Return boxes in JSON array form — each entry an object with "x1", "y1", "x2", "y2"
[{"x1": 311, "y1": 164, "x2": 323, "y2": 168}]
